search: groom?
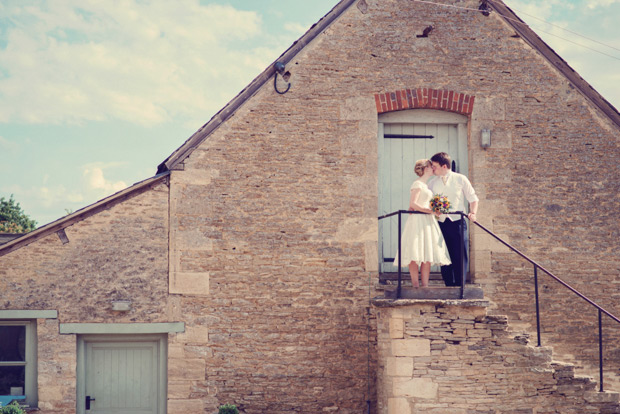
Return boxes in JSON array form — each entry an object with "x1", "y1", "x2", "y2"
[{"x1": 428, "y1": 152, "x2": 479, "y2": 287}]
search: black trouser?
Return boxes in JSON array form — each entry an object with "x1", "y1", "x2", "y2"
[{"x1": 438, "y1": 219, "x2": 467, "y2": 287}]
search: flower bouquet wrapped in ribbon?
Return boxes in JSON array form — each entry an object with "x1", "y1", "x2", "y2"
[{"x1": 430, "y1": 194, "x2": 450, "y2": 214}]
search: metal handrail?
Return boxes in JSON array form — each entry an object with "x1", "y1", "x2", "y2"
[
  {"x1": 473, "y1": 220, "x2": 620, "y2": 323},
  {"x1": 471, "y1": 219, "x2": 620, "y2": 392},
  {"x1": 378, "y1": 209, "x2": 620, "y2": 391},
  {"x1": 378, "y1": 210, "x2": 467, "y2": 299}
]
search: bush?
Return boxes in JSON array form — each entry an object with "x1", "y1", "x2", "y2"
[
  {"x1": 0, "y1": 402, "x2": 26, "y2": 414},
  {"x1": 218, "y1": 403, "x2": 239, "y2": 414}
]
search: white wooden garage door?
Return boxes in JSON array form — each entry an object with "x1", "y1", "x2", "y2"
[{"x1": 78, "y1": 335, "x2": 165, "y2": 414}]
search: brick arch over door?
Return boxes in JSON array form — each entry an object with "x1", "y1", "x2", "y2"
[{"x1": 374, "y1": 88, "x2": 475, "y2": 115}]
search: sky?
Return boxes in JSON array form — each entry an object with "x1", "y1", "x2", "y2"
[{"x1": 1, "y1": 0, "x2": 619, "y2": 227}]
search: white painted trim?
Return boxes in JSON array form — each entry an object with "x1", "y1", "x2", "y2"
[
  {"x1": 0, "y1": 320, "x2": 38, "y2": 406},
  {"x1": 377, "y1": 121, "x2": 385, "y2": 272},
  {"x1": 457, "y1": 123, "x2": 469, "y2": 175},
  {"x1": 0, "y1": 310, "x2": 57, "y2": 319},
  {"x1": 60, "y1": 322, "x2": 185, "y2": 334},
  {"x1": 379, "y1": 109, "x2": 468, "y2": 124},
  {"x1": 76, "y1": 336, "x2": 86, "y2": 414}
]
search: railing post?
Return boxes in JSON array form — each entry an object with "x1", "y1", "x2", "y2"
[
  {"x1": 459, "y1": 213, "x2": 465, "y2": 299},
  {"x1": 534, "y1": 265, "x2": 541, "y2": 347},
  {"x1": 599, "y1": 309, "x2": 604, "y2": 392},
  {"x1": 397, "y1": 211, "x2": 402, "y2": 299}
]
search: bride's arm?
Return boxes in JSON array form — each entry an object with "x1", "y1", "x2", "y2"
[{"x1": 409, "y1": 188, "x2": 434, "y2": 213}]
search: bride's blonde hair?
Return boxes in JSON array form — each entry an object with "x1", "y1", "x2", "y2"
[{"x1": 414, "y1": 159, "x2": 431, "y2": 177}]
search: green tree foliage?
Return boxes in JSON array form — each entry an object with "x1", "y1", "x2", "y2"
[{"x1": 0, "y1": 195, "x2": 37, "y2": 233}]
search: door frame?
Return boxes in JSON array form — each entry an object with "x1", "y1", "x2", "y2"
[
  {"x1": 377, "y1": 109, "x2": 470, "y2": 273},
  {"x1": 76, "y1": 334, "x2": 167, "y2": 414}
]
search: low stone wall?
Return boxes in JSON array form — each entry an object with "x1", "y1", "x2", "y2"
[{"x1": 374, "y1": 299, "x2": 620, "y2": 414}]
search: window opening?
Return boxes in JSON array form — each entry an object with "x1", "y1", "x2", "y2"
[{"x1": 0, "y1": 321, "x2": 36, "y2": 407}]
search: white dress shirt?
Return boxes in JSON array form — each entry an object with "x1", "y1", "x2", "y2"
[{"x1": 428, "y1": 171, "x2": 479, "y2": 222}]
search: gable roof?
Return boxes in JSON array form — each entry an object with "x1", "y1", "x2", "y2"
[
  {"x1": 487, "y1": 0, "x2": 620, "y2": 128},
  {"x1": 156, "y1": 0, "x2": 357, "y2": 174},
  {"x1": 157, "y1": 0, "x2": 620, "y2": 175},
  {"x1": 0, "y1": 172, "x2": 169, "y2": 257},
  {"x1": 3, "y1": 1, "x2": 618, "y2": 258}
]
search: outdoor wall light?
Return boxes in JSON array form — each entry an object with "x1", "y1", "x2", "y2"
[
  {"x1": 481, "y1": 129, "x2": 491, "y2": 148},
  {"x1": 273, "y1": 61, "x2": 291, "y2": 95},
  {"x1": 274, "y1": 61, "x2": 286, "y2": 74},
  {"x1": 111, "y1": 300, "x2": 132, "y2": 312}
]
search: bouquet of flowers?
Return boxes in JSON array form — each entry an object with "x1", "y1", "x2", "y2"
[{"x1": 430, "y1": 194, "x2": 451, "y2": 214}]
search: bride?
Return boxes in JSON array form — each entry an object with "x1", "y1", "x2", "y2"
[{"x1": 393, "y1": 159, "x2": 451, "y2": 287}]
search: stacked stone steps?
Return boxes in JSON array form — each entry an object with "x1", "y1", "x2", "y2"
[
  {"x1": 501, "y1": 317, "x2": 620, "y2": 395},
  {"x1": 506, "y1": 330, "x2": 620, "y2": 409},
  {"x1": 484, "y1": 314, "x2": 620, "y2": 410},
  {"x1": 481, "y1": 317, "x2": 620, "y2": 413},
  {"x1": 373, "y1": 298, "x2": 620, "y2": 413}
]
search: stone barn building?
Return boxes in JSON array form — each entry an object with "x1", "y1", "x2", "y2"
[{"x1": 1, "y1": 0, "x2": 619, "y2": 413}]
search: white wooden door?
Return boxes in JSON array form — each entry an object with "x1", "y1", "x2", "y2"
[
  {"x1": 78, "y1": 336, "x2": 163, "y2": 414},
  {"x1": 378, "y1": 110, "x2": 468, "y2": 273}
]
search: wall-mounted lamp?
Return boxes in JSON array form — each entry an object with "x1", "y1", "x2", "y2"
[
  {"x1": 111, "y1": 300, "x2": 132, "y2": 312},
  {"x1": 273, "y1": 61, "x2": 291, "y2": 95},
  {"x1": 481, "y1": 129, "x2": 491, "y2": 149}
]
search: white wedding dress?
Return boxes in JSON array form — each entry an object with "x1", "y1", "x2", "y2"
[{"x1": 393, "y1": 180, "x2": 451, "y2": 267}]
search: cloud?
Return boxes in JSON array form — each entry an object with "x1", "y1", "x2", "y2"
[
  {"x1": 83, "y1": 166, "x2": 127, "y2": 194},
  {"x1": 36, "y1": 185, "x2": 83, "y2": 208},
  {"x1": 503, "y1": 0, "x2": 564, "y2": 21},
  {"x1": 284, "y1": 22, "x2": 311, "y2": 36},
  {"x1": 585, "y1": 0, "x2": 620, "y2": 8},
  {"x1": 0, "y1": 136, "x2": 18, "y2": 152},
  {"x1": 81, "y1": 161, "x2": 128, "y2": 195},
  {"x1": 1, "y1": 162, "x2": 131, "y2": 226},
  {"x1": 0, "y1": 0, "x2": 284, "y2": 126},
  {"x1": 1, "y1": 182, "x2": 84, "y2": 226}
]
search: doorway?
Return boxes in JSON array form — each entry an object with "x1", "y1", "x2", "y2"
[
  {"x1": 77, "y1": 335, "x2": 166, "y2": 414},
  {"x1": 378, "y1": 109, "x2": 469, "y2": 274}
]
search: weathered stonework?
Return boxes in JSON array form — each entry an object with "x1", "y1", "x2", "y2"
[
  {"x1": 0, "y1": 182, "x2": 170, "y2": 413},
  {"x1": 1, "y1": 0, "x2": 619, "y2": 413},
  {"x1": 375, "y1": 300, "x2": 620, "y2": 414}
]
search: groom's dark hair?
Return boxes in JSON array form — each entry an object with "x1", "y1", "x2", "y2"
[{"x1": 431, "y1": 152, "x2": 451, "y2": 168}]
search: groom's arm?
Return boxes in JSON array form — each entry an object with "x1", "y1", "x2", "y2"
[
  {"x1": 460, "y1": 175, "x2": 479, "y2": 222},
  {"x1": 468, "y1": 200, "x2": 478, "y2": 222}
]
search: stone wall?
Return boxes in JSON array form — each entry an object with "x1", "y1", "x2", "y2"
[
  {"x1": 0, "y1": 181, "x2": 170, "y2": 413},
  {"x1": 166, "y1": 0, "x2": 620, "y2": 404},
  {"x1": 0, "y1": 182, "x2": 169, "y2": 320},
  {"x1": 374, "y1": 299, "x2": 620, "y2": 414}
]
